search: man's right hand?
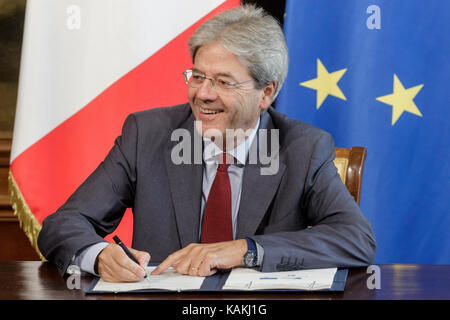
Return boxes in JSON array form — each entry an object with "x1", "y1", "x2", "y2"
[{"x1": 96, "y1": 243, "x2": 150, "y2": 282}]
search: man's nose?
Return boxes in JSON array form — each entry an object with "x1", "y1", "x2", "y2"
[{"x1": 195, "y1": 78, "x2": 218, "y2": 101}]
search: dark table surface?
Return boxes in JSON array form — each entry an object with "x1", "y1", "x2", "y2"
[{"x1": 0, "y1": 262, "x2": 449, "y2": 300}]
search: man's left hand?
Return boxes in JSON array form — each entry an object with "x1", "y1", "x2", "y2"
[{"x1": 151, "y1": 239, "x2": 247, "y2": 276}]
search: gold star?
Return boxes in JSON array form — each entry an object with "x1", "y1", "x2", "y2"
[
  {"x1": 376, "y1": 74, "x2": 423, "y2": 125},
  {"x1": 300, "y1": 58, "x2": 347, "y2": 109}
]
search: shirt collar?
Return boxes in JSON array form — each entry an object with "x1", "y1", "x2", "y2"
[{"x1": 203, "y1": 117, "x2": 260, "y2": 165}]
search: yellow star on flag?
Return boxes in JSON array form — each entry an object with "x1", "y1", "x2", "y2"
[
  {"x1": 300, "y1": 58, "x2": 347, "y2": 109},
  {"x1": 376, "y1": 74, "x2": 423, "y2": 125}
]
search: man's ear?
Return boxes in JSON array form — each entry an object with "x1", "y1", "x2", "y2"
[{"x1": 260, "y1": 81, "x2": 277, "y2": 111}]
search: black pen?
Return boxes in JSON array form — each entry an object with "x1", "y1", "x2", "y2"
[{"x1": 113, "y1": 235, "x2": 147, "y2": 278}]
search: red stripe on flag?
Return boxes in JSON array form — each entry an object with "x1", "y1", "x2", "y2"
[{"x1": 11, "y1": 0, "x2": 240, "y2": 246}]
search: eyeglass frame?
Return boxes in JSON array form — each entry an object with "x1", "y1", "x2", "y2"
[{"x1": 183, "y1": 69, "x2": 254, "y2": 92}]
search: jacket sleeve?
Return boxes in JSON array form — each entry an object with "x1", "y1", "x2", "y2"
[
  {"x1": 37, "y1": 114, "x2": 139, "y2": 276},
  {"x1": 252, "y1": 132, "x2": 377, "y2": 271}
]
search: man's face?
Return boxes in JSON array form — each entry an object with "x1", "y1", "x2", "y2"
[{"x1": 188, "y1": 42, "x2": 273, "y2": 149}]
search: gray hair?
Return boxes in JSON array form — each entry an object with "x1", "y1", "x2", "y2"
[{"x1": 187, "y1": 5, "x2": 289, "y2": 101}]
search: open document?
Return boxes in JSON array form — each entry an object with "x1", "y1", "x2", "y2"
[
  {"x1": 91, "y1": 266, "x2": 205, "y2": 292},
  {"x1": 222, "y1": 267, "x2": 338, "y2": 291},
  {"x1": 89, "y1": 266, "x2": 340, "y2": 293}
]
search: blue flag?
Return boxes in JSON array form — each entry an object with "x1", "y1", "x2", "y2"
[{"x1": 277, "y1": 0, "x2": 450, "y2": 264}]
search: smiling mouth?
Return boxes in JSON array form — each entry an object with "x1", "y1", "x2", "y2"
[{"x1": 200, "y1": 106, "x2": 224, "y2": 114}]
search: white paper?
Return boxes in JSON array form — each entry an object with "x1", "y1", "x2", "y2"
[
  {"x1": 222, "y1": 267, "x2": 338, "y2": 291},
  {"x1": 92, "y1": 266, "x2": 205, "y2": 292}
]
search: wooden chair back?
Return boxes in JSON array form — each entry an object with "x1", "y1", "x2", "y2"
[{"x1": 333, "y1": 147, "x2": 367, "y2": 205}]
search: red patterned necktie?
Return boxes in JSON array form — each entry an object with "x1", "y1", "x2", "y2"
[{"x1": 201, "y1": 153, "x2": 233, "y2": 243}]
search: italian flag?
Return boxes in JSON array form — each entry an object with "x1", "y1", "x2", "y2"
[{"x1": 9, "y1": 0, "x2": 240, "y2": 258}]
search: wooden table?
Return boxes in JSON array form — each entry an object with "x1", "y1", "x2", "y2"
[{"x1": 0, "y1": 262, "x2": 449, "y2": 300}]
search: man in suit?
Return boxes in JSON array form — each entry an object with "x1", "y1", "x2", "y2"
[{"x1": 38, "y1": 5, "x2": 376, "y2": 282}]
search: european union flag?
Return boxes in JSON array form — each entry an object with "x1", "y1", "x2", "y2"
[{"x1": 277, "y1": 0, "x2": 450, "y2": 264}]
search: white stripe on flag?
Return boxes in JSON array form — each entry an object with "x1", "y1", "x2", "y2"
[{"x1": 11, "y1": 0, "x2": 224, "y2": 162}]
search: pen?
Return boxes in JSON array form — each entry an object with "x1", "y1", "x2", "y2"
[{"x1": 113, "y1": 235, "x2": 147, "y2": 278}]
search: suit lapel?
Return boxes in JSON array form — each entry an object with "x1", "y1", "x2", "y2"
[
  {"x1": 236, "y1": 111, "x2": 286, "y2": 238},
  {"x1": 164, "y1": 113, "x2": 203, "y2": 247}
]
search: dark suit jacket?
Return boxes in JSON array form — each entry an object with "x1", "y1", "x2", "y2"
[{"x1": 38, "y1": 103, "x2": 376, "y2": 275}]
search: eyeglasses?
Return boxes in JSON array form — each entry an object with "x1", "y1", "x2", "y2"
[{"x1": 183, "y1": 69, "x2": 254, "y2": 93}]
